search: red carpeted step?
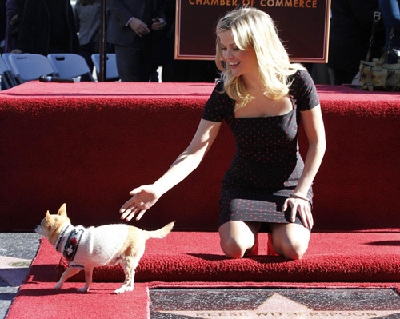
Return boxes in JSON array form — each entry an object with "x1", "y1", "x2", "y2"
[
  {"x1": 1, "y1": 83, "x2": 400, "y2": 233},
  {"x1": 54, "y1": 232, "x2": 400, "y2": 282}
]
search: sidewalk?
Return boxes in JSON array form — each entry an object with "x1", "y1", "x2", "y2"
[{"x1": 0, "y1": 233, "x2": 41, "y2": 319}]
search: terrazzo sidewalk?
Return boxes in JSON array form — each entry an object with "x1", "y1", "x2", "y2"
[{"x1": 0, "y1": 233, "x2": 41, "y2": 319}]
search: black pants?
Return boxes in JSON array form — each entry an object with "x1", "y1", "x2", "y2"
[
  {"x1": 79, "y1": 42, "x2": 97, "y2": 82},
  {"x1": 114, "y1": 36, "x2": 153, "y2": 82}
]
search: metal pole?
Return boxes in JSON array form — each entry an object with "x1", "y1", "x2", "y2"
[{"x1": 99, "y1": 0, "x2": 107, "y2": 81}]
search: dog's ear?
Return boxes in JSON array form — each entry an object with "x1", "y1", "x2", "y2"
[
  {"x1": 46, "y1": 210, "x2": 51, "y2": 223},
  {"x1": 58, "y1": 203, "x2": 67, "y2": 216}
]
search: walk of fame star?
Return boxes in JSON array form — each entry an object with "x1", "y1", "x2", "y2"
[{"x1": 153, "y1": 291, "x2": 400, "y2": 319}]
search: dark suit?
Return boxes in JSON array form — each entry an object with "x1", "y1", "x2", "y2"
[
  {"x1": 379, "y1": 0, "x2": 400, "y2": 51},
  {"x1": 106, "y1": 0, "x2": 164, "y2": 81},
  {"x1": 328, "y1": 0, "x2": 385, "y2": 85},
  {"x1": 17, "y1": 0, "x2": 78, "y2": 55}
]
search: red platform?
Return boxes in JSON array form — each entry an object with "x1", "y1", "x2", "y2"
[{"x1": 0, "y1": 82, "x2": 399, "y2": 232}]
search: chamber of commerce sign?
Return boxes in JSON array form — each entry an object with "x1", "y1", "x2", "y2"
[{"x1": 175, "y1": 0, "x2": 331, "y2": 62}]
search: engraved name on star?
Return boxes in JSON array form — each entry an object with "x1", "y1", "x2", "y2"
[{"x1": 154, "y1": 292, "x2": 400, "y2": 318}]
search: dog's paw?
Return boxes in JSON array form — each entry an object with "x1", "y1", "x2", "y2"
[
  {"x1": 54, "y1": 283, "x2": 62, "y2": 290},
  {"x1": 114, "y1": 285, "x2": 134, "y2": 294},
  {"x1": 77, "y1": 287, "x2": 89, "y2": 293}
]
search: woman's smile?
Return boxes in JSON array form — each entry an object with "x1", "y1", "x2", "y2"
[
  {"x1": 229, "y1": 62, "x2": 240, "y2": 69},
  {"x1": 218, "y1": 30, "x2": 259, "y2": 80}
]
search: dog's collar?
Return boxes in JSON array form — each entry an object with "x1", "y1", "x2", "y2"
[
  {"x1": 55, "y1": 225, "x2": 85, "y2": 262},
  {"x1": 55, "y1": 224, "x2": 73, "y2": 253},
  {"x1": 62, "y1": 228, "x2": 84, "y2": 262}
]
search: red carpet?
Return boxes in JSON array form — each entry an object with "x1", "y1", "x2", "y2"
[
  {"x1": 2, "y1": 82, "x2": 399, "y2": 318},
  {"x1": 6, "y1": 233, "x2": 400, "y2": 319},
  {"x1": 2, "y1": 82, "x2": 400, "y2": 317}
]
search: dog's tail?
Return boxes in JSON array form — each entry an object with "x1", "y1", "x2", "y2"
[{"x1": 145, "y1": 221, "x2": 174, "y2": 239}]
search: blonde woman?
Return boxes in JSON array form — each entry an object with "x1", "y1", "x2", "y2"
[{"x1": 120, "y1": 7, "x2": 326, "y2": 260}]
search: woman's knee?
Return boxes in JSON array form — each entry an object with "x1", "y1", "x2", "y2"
[
  {"x1": 218, "y1": 221, "x2": 258, "y2": 259},
  {"x1": 277, "y1": 240, "x2": 308, "y2": 260},
  {"x1": 220, "y1": 236, "x2": 254, "y2": 259},
  {"x1": 271, "y1": 223, "x2": 310, "y2": 260}
]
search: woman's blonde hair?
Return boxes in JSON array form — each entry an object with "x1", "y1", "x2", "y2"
[{"x1": 215, "y1": 7, "x2": 303, "y2": 109}]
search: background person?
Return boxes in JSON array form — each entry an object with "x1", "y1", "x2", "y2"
[
  {"x1": 0, "y1": 0, "x2": 5, "y2": 53},
  {"x1": 106, "y1": 0, "x2": 166, "y2": 82},
  {"x1": 74, "y1": 0, "x2": 101, "y2": 80},
  {"x1": 378, "y1": 0, "x2": 400, "y2": 62},
  {"x1": 4, "y1": 0, "x2": 26, "y2": 53},
  {"x1": 13, "y1": 0, "x2": 78, "y2": 55},
  {"x1": 328, "y1": 0, "x2": 385, "y2": 85}
]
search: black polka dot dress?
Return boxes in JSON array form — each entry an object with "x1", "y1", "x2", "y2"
[{"x1": 202, "y1": 70, "x2": 320, "y2": 232}]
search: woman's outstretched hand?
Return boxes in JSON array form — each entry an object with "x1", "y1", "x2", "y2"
[{"x1": 120, "y1": 185, "x2": 162, "y2": 222}]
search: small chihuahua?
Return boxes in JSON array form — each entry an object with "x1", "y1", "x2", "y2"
[{"x1": 35, "y1": 203, "x2": 174, "y2": 294}]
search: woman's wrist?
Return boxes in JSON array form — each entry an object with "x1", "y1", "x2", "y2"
[
  {"x1": 290, "y1": 192, "x2": 310, "y2": 202},
  {"x1": 153, "y1": 180, "x2": 169, "y2": 196}
]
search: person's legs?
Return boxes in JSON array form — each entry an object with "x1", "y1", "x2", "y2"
[
  {"x1": 218, "y1": 221, "x2": 260, "y2": 258},
  {"x1": 270, "y1": 223, "x2": 310, "y2": 260},
  {"x1": 79, "y1": 42, "x2": 95, "y2": 73},
  {"x1": 114, "y1": 42, "x2": 152, "y2": 82}
]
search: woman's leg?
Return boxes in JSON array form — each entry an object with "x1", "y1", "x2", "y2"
[
  {"x1": 270, "y1": 223, "x2": 310, "y2": 260},
  {"x1": 218, "y1": 221, "x2": 261, "y2": 258}
]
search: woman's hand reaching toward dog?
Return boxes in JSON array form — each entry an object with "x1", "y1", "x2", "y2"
[
  {"x1": 120, "y1": 121, "x2": 221, "y2": 222},
  {"x1": 120, "y1": 185, "x2": 162, "y2": 221}
]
